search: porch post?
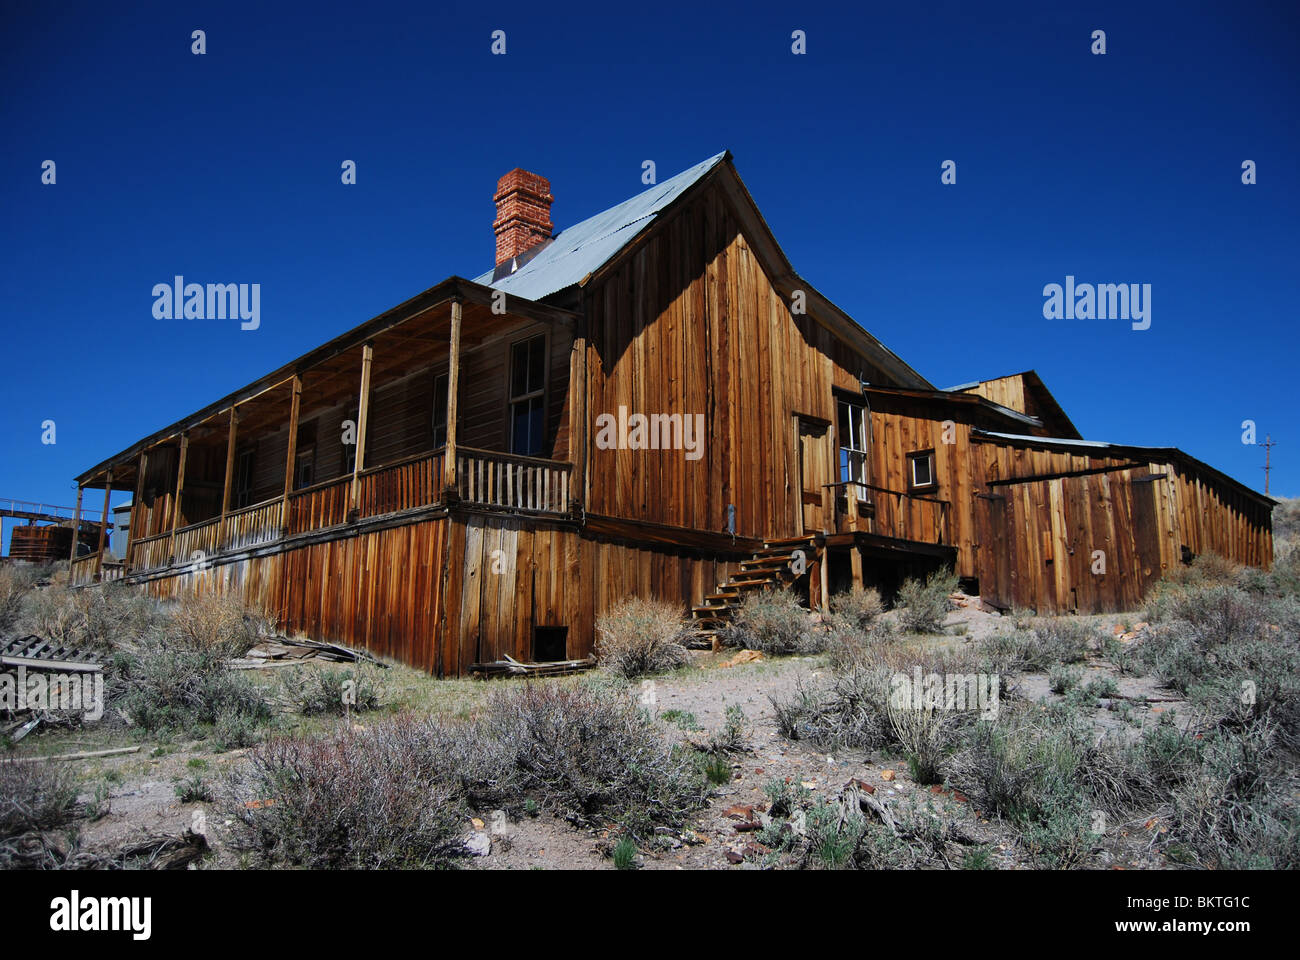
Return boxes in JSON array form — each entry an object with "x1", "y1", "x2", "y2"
[
  {"x1": 68, "y1": 484, "x2": 84, "y2": 564},
  {"x1": 568, "y1": 329, "x2": 587, "y2": 516},
  {"x1": 442, "y1": 298, "x2": 462, "y2": 499},
  {"x1": 819, "y1": 550, "x2": 830, "y2": 613},
  {"x1": 281, "y1": 375, "x2": 302, "y2": 534},
  {"x1": 217, "y1": 407, "x2": 239, "y2": 549},
  {"x1": 350, "y1": 343, "x2": 373, "y2": 516},
  {"x1": 129, "y1": 450, "x2": 149, "y2": 568},
  {"x1": 169, "y1": 435, "x2": 189, "y2": 564},
  {"x1": 94, "y1": 469, "x2": 113, "y2": 580}
]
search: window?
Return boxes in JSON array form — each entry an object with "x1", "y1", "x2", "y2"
[
  {"x1": 233, "y1": 448, "x2": 255, "y2": 508},
  {"x1": 294, "y1": 422, "x2": 317, "y2": 490},
  {"x1": 432, "y1": 372, "x2": 449, "y2": 447},
  {"x1": 838, "y1": 398, "x2": 868, "y2": 485},
  {"x1": 509, "y1": 335, "x2": 547, "y2": 456},
  {"x1": 907, "y1": 449, "x2": 936, "y2": 491},
  {"x1": 295, "y1": 448, "x2": 315, "y2": 489}
]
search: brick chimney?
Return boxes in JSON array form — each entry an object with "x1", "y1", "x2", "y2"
[{"x1": 493, "y1": 169, "x2": 553, "y2": 267}]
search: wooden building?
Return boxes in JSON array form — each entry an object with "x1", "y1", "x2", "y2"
[{"x1": 70, "y1": 153, "x2": 1274, "y2": 672}]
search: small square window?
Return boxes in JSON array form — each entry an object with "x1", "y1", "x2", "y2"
[{"x1": 907, "y1": 449, "x2": 936, "y2": 491}]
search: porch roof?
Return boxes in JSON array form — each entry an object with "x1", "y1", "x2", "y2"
[{"x1": 74, "y1": 277, "x2": 577, "y2": 486}]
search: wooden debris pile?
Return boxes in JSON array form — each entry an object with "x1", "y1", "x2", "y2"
[
  {"x1": 0, "y1": 634, "x2": 104, "y2": 742},
  {"x1": 2, "y1": 828, "x2": 209, "y2": 870},
  {"x1": 230, "y1": 636, "x2": 388, "y2": 670},
  {"x1": 1, "y1": 634, "x2": 101, "y2": 673},
  {"x1": 470, "y1": 654, "x2": 596, "y2": 678}
]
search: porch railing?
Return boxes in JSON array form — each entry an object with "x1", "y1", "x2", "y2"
[
  {"x1": 358, "y1": 450, "x2": 442, "y2": 518},
  {"x1": 128, "y1": 531, "x2": 174, "y2": 572},
  {"x1": 173, "y1": 517, "x2": 220, "y2": 565},
  {"x1": 826, "y1": 481, "x2": 950, "y2": 546},
  {"x1": 69, "y1": 554, "x2": 98, "y2": 585},
  {"x1": 223, "y1": 498, "x2": 283, "y2": 551},
  {"x1": 455, "y1": 446, "x2": 572, "y2": 514},
  {"x1": 113, "y1": 448, "x2": 574, "y2": 578},
  {"x1": 287, "y1": 477, "x2": 352, "y2": 535}
]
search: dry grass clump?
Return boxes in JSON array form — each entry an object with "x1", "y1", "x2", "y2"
[
  {"x1": 21, "y1": 582, "x2": 164, "y2": 652},
  {"x1": 595, "y1": 597, "x2": 688, "y2": 678}
]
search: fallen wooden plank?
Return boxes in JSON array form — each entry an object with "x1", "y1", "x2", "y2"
[{"x1": 6, "y1": 745, "x2": 141, "y2": 763}]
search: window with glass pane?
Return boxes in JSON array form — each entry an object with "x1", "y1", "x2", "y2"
[
  {"x1": 908, "y1": 449, "x2": 936, "y2": 491},
  {"x1": 509, "y1": 335, "x2": 547, "y2": 456},
  {"x1": 838, "y1": 398, "x2": 868, "y2": 487}
]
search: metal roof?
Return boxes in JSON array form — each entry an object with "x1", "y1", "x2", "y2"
[
  {"x1": 970, "y1": 430, "x2": 1275, "y2": 505},
  {"x1": 474, "y1": 152, "x2": 729, "y2": 301}
]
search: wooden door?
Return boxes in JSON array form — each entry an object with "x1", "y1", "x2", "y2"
[
  {"x1": 797, "y1": 417, "x2": 833, "y2": 534},
  {"x1": 975, "y1": 491, "x2": 1012, "y2": 610}
]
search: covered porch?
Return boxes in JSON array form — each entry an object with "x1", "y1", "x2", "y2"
[{"x1": 72, "y1": 280, "x2": 581, "y2": 585}]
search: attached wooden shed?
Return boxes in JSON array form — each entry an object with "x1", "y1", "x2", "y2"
[{"x1": 970, "y1": 431, "x2": 1274, "y2": 613}]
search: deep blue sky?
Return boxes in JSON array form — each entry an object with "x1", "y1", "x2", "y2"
[{"x1": 2, "y1": 0, "x2": 1297, "y2": 547}]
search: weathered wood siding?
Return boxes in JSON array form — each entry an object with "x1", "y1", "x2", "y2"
[
  {"x1": 143, "y1": 511, "x2": 742, "y2": 676},
  {"x1": 145, "y1": 517, "x2": 451, "y2": 672},
  {"x1": 970, "y1": 437, "x2": 1273, "y2": 613},
  {"x1": 583, "y1": 185, "x2": 897, "y2": 541}
]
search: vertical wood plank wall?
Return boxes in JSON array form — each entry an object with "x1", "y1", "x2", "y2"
[
  {"x1": 143, "y1": 514, "x2": 742, "y2": 675},
  {"x1": 583, "y1": 188, "x2": 896, "y2": 541}
]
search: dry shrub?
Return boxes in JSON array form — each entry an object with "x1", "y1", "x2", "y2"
[
  {"x1": 284, "y1": 665, "x2": 382, "y2": 715},
  {"x1": 977, "y1": 617, "x2": 1096, "y2": 673},
  {"x1": 771, "y1": 669, "x2": 895, "y2": 751},
  {"x1": 0, "y1": 760, "x2": 80, "y2": 839},
  {"x1": 22, "y1": 583, "x2": 163, "y2": 652},
  {"x1": 466, "y1": 681, "x2": 709, "y2": 832},
  {"x1": 720, "y1": 587, "x2": 820, "y2": 655},
  {"x1": 824, "y1": 617, "x2": 897, "y2": 673},
  {"x1": 225, "y1": 715, "x2": 468, "y2": 869},
  {"x1": 227, "y1": 680, "x2": 709, "y2": 866},
  {"x1": 0, "y1": 566, "x2": 36, "y2": 633},
  {"x1": 111, "y1": 641, "x2": 272, "y2": 736},
  {"x1": 896, "y1": 568, "x2": 958, "y2": 634},
  {"x1": 596, "y1": 597, "x2": 688, "y2": 678},
  {"x1": 830, "y1": 586, "x2": 884, "y2": 631},
  {"x1": 168, "y1": 593, "x2": 270, "y2": 659}
]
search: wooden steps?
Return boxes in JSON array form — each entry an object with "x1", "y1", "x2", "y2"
[{"x1": 684, "y1": 535, "x2": 820, "y2": 649}]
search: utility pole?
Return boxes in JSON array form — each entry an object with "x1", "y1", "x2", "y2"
[{"x1": 1256, "y1": 434, "x2": 1277, "y2": 496}]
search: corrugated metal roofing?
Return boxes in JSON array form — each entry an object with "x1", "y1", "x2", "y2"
[{"x1": 474, "y1": 152, "x2": 728, "y2": 301}]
